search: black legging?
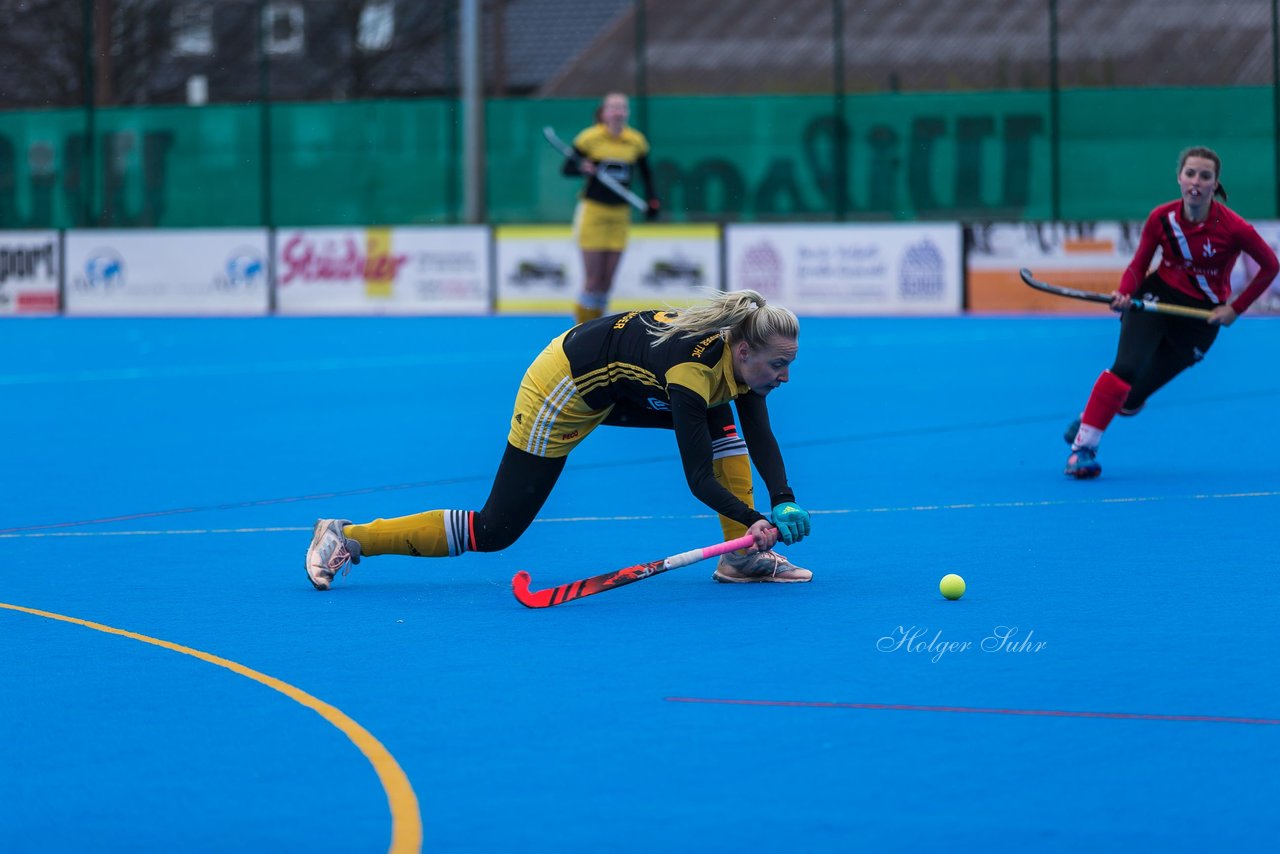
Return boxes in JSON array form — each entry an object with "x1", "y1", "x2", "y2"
[
  {"x1": 1111, "y1": 274, "x2": 1220, "y2": 410},
  {"x1": 470, "y1": 404, "x2": 739, "y2": 552},
  {"x1": 471, "y1": 443, "x2": 567, "y2": 552}
]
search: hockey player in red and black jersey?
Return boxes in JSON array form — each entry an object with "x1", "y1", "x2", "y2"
[{"x1": 1065, "y1": 146, "x2": 1279, "y2": 478}]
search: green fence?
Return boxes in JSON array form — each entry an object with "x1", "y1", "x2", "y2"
[{"x1": 1, "y1": 89, "x2": 1274, "y2": 229}]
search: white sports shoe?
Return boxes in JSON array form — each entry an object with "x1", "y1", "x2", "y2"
[
  {"x1": 305, "y1": 519, "x2": 360, "y2": 590},
  {"x1": 713, "y1": 549, "x2": 812, "y2": 583}
]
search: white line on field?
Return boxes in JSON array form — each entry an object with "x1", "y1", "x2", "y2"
[
  {"x1": 0, "y1": 527, "x2": 311, "y2": 538},
  {"x1": 4, "y1": 490, "x2": 1274, "y2": 538}
]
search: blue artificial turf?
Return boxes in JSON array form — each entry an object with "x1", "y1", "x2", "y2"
[{"x1": 2, "y1": 314, "x2": 1277, "y2": 852}]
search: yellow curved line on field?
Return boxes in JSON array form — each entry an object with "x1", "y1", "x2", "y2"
[{"x1": 0, "y1": 601, "x2": 422, "y2": 854}]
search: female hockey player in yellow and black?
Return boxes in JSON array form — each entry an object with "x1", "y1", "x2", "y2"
[
  {"x1": 562, "y1": 92, "x2": 661, "y2": 324},
  {"x1": 305, "y1": 290, "x2": 813, "y2": 591}
]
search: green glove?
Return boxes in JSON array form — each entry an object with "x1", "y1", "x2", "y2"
[{"x1": 771, "y1": 502, "x2": 811, "y2": 545}]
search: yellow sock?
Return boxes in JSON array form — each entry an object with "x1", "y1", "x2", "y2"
[
  {"x1": 713, "y1": 453, "x2": 754, "y2": 542},
  {"x1": 574, "y1": 304, "x2": 605, "y2": 324},
  {"x1": 344, "y1": 509, "x2": 471, "y2": 558}
]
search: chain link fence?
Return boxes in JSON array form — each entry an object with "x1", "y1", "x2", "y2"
[{"x1": 1, "y1": 0, "x2": 1276, "y2": 225}]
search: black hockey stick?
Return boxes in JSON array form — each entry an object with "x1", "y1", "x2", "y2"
[
  {"x1": 542, "y1": 125, "x2": 648, "y2": 212},
  {"x1": 1019, "y1": 268, "x2": 1213, "y2": 320}
]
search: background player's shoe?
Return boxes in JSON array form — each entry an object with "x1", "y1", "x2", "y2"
[
  {"x1": 1066, "y1": 404, "x2": 1140, "y2": 446},
  {"x1": 305, "y1": 518, "x2": 361, "y2": 590},
  {"x1": 713, "y1": 549, "x2": 812, "y2": 583},
  {"x1": 1063, "y1": 416, "x2": 1082, "y2": 445},
  {"x1": 1064, "y1": 447, "x2": 1101, "y2": 479}
]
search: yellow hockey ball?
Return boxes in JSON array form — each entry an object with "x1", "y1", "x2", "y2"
[{"x1": 939, "y1": 573, "x2": 966, "y2": 600}]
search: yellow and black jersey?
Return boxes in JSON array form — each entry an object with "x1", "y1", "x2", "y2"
[
  {"x1": 562, "y1": 309, "x2": 741, "y2": 411},
  {"x1": 561, "y1": 310, "x2": 795, "y2": 521},
  {"x1": 567, "y1": 124, "x2": 654, "y2": 207}
]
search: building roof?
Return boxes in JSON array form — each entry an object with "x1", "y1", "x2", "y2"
[
  {"x1": 2, "y1": 0, "x2": 1270, "y2": 108},
  {"x1": 540, "y1": 0, "x2": 1274, "y2": 95}
]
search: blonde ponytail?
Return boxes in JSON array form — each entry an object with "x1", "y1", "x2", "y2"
[{"x1": 646, "y1": 288, "x2": 799, "y2": 348}]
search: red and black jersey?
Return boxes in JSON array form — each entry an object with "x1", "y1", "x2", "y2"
[{"x1": 1120, "y1": 199, "x2": 1278, "y2": 313}]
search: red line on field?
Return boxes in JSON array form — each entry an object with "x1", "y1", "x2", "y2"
[{"x1": 664, "y1": 697, "x2": 1280, "y2": 726}]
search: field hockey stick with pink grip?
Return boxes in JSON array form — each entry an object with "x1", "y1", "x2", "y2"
[{"x1": 512, "y1": 532, "x2": 759, "y2": 609}]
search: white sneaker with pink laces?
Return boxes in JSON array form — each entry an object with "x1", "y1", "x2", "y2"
[
  {"x1": 713, "y1": 549, "x2": 812, "y2": 583},
  {"x1": 305, "y1": 519, "x2": 361, "y2": 590}
]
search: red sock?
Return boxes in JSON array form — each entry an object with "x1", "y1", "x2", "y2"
[{"x1": 1082, "y1": 370, "x2": 1132, "y2": 432}]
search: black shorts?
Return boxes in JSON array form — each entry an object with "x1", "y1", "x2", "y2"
[{"x1": 1112, "y1": 273, "x2": 1220, "y2": 381}]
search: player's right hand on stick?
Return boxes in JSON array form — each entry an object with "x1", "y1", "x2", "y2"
[
  {"x1": 747, "y1": 518, "x2": 780, "y2": 552},
  {"x1": 1109, "y1": 291, "x2": 1132, "y2": 312}
]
